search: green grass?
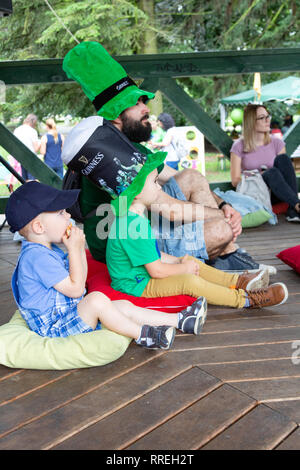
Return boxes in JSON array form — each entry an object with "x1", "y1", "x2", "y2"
[{"x1": 204, "y1": 153, "x2": 231, "y2": 183}]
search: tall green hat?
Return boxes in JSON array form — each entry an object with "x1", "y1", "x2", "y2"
[{"x1": 63, "y1": 41, "x2": 155, "y2": 120}]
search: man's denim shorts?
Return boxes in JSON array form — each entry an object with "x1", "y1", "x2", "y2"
[{"x1": 151, "y1": 177, "x2": 208, "y2": 261}]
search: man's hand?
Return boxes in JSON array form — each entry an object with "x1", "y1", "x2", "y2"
[{"x1": 221, "y1": 204, "x2": 242, "y2": 242}]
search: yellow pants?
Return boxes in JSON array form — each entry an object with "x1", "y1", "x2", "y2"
[{"x1": 142, "y1": 257, "x2": 246, "y2": 308}]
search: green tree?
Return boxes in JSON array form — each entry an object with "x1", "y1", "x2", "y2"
[
  {"x1": 1, "y1": 0, "x2": 299, "y2": 123},
  {"x1": 155, "y1": 0, "x2": 300, "y2": 120},
  {"x1": 0, "y1": 0, "x2": 164, "y2": 121}
]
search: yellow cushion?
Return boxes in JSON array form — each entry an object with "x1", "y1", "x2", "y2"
[{"x1": 0, "y1": 311, "x2": 131, "y2": 370}]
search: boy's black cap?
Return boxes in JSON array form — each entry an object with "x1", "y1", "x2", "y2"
[{"x1": 5, "y1": 181, "x2": 80, "y2": 233}]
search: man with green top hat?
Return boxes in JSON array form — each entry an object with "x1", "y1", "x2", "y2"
[{"x1": 61, "y1": 41, "x2": 275, "y2": 275}]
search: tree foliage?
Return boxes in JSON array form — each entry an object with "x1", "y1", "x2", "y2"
[{"x1": 0, "y1": 0, "x2": 299, "y2": 123}]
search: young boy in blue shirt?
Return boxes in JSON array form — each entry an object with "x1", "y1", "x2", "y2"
[
  {"x1": 6, "y1": 181, "x2": 207, "y2": 350},
  {"x1": 107, "y1": 169, "x2": 288, "y2": 309}
]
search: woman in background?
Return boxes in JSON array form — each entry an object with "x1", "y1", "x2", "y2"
[
  {"x1": 152, "y1": 113, "x2": 181, "y2": 170},
  {"x1": 230, "y1": 103, "x2": 300, "y2": 223},
  {"x1": 40, "y1": 118, "x2": 64, "y2": 178}
]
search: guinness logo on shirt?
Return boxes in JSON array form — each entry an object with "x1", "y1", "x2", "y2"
[{"x1": 79, "y1": 155, "x2": 89, "y2": 165}]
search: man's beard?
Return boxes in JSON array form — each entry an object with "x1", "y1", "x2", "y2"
[{"x1": 120, "y1": 112, "x2": 152, "y2": 143}]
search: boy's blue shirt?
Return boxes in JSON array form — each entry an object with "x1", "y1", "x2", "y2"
[
  {"x1": 12, "y1": 241, "x2": 69, "y2": 314},
  {"x1": 11, "y1": 240, "x2": 81, "y2": 335}
]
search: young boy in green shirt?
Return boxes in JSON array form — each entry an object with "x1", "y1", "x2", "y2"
[{"x1": 107, "y1": 169, "x2": 288, "y2": 309}]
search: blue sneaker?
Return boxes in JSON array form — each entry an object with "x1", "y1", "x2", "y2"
[
  {"x1": 206, "y1": 250, "x2": 276, "y2": 275},
  {"x1": 136, "y1": 325, "x2": 175, "y2": 350},
  {"x1": 178, "y1": 297, "x2": 207, "y2": 335},
  {"x1": 236, "y1": 249, "x2": 277, "y2": 275}
]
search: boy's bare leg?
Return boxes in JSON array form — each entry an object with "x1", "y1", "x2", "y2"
[
  {"x1": 77, "y1": 292, "x2": 177, "y2": 338},
  {"x1": 112, "y1": 299, "x2": 178, "y2": 327},
  {"x1": 174, "y1": 169, "x2": 237, "y2": 257},
  {"x1": 204, "y1": 218, "x2": 235, "y2": 258},
  {"x1": 77, "y1": 292, "x2": 141, "y2": 339}
]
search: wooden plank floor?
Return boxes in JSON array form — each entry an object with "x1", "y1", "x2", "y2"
[{"x1": 0, "y1": 215, "x2": 300, "y2": 450}]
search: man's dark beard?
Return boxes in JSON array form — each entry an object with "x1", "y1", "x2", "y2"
[{"x1": 120, "y1": 113, "x2": 152, "y2": 143}]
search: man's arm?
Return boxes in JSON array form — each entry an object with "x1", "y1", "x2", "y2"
[
  {"x1": 157, "y1": 164, "x2": 177, "y2": 185},
  {"x1": 154, "y1": 165, "x2": 226, "y2": 222},
  {"x1": 33, "y1": 140, "x2": 41, "y2": 153},
  {"x1": 154, "y1": 164, "x2": 242, "y2": 235},
  {"x1": 151, "y1": 189, "x2": 224, "y2": 222}
]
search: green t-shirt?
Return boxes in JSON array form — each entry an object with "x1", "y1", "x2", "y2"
[
  {"x1": 144, "y1": 128, "x2": 166, "y2": 151},
  {"x1": 152, "y1": 127, "x2": 166, "y2": 143},
  {"x1": 106, "y1": 211, "x2": 161, "y2": 296},
  {"x1": 80, "y1": 142, "x2": 164, "y2": 262}
]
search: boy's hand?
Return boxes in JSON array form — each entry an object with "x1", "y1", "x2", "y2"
[
  {"x1": 62, "y1": 225, "x2": 85, "y2": 251},
  {"x1": 180, "y1": 254, "x2": 199, "y2": 275}
]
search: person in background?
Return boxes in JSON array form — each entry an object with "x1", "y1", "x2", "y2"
[
  {"x1": 13, "y1": 113, "x2": 40, "y2": 181},
  {"x1": 282, "y1": 114, "x2": 293, "y2": 135},
  {"x1": 7, "y1": 155, "x2": 22, "y2": 191},
  {"x1": 152, "y1": 113, "x2": 181, "y2": 170},
  {"x1": 40, "y1": 118, "x2": 65, "y2": 178},
  {"x1": 270, "y1": 120, "x2": 283, "y2": 139},
  {"x1": 230, "y1": 103, "x2": 300, "y2": 223},
  {"x1": 147, "y1": 115, "x2": 166, "y2": 150}
]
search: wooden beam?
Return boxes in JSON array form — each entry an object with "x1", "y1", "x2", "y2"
[
  {"x1": 140, "y1": 78, "x2": 160, "y2": 94},
  {"x1": 0, "y1": 196, "x2": 8, "y2": 214},
  {"x1": 0, "y1": 123, "x2": 62, "y2": 188},
  {"x1": 159, "y1": 78, "x2": 233, "y2": 156},
  {"x1": 284, "y1": 119, "x2": 300, "y2": 157},
  {"x1": 1, "y1": 48, "x2": 300, "y2": 85}
]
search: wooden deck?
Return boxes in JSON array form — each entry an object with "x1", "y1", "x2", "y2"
[{"x1": 0, "y1": 216, "x2": 300, "y2": 451}]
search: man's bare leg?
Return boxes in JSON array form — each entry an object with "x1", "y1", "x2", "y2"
[
  {"x1": 174, "y1": 169, "x2": 237, "y2": 256},
  {"x1": 204, "y1": 218, "x2": 234, "y2": 258},
  {"x1": 174, "y1": 168, "x2": 218, "y2": 207}
]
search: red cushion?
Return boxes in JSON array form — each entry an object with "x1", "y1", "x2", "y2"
[
  {"x1": 272, "y1": 202, "x2": 289, "y2": 215},
  {"x1": 86, "y1": 250, "x2": 196, "y2": 313},
  {"x1": 276, "y1": 245, "x2": 300, "y2": 273}
]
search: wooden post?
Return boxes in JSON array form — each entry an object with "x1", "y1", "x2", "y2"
[
  {"x1": 158, "y1": 78, "x2": 233, "y2": 157},
  {"x1": 0, "y1": 123, "x2": 62, "y2": 188}
]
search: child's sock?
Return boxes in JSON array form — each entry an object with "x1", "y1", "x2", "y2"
[
  {"x1": 244, "y1": 292, "x2": 251, "y2": 308},
  {"x1": 177, "y1": 310, "x2": 184, "y2": 327}
]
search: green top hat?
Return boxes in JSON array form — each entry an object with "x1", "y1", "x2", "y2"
[{"x1": 63, "y1": 41, "x2": 155, "y2": 120}]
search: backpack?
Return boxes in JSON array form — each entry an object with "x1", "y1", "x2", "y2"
[
  {"x1": 62, "y1": 168, "x2": 97, "y2": 224},
  {"x1": 236, "y1": 169, "x2": 277, "y2": 224}
]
